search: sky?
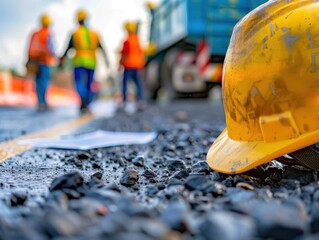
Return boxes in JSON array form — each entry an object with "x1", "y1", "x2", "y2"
[{"x1": 0, "y1": 0, "x2": 160, "y2": 79}]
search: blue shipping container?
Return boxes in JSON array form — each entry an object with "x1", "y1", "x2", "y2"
[{"x1": 151, "y1": 0, "x2": 267, "y2": 56}]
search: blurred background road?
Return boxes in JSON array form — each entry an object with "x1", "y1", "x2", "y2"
[{"x1": 3, "y1": 1, "x2": 316, "y2": 240}]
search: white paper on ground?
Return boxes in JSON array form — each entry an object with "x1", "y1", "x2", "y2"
[{"x1": 19, "y1": 130, "x2": 158, "y2": 150}]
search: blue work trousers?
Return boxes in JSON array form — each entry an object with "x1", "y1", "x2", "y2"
[
  {"x1": 122, "y1": 68, "x2": 143, "y2": 102},
  {"x1": 35, "y1": 64, "x2": 52, "y2": 106},
  {"x1": 74, "y1": 67, "x2": 95, "y2": 105}
]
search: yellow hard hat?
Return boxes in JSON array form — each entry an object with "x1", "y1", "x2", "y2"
[
  {"x1": 124, "y1": 21, "x2": 137, "y2": 34},
  {"x1": 77, "y1": 9, "x2": 88, "y2": 21},
  {"x1": 40, "y1": 14, "x2": 51, "y2": 27},
  {"x1": 207, "y1": 0, "x2": 319, "y2": 174},
  {"x1": 146, "y1": 2, "x2": 157, "y2": 10}
]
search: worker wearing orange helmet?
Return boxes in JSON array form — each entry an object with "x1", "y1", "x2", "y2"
[
  {"x1": 60, "y1": 9, "x2": 109, "y2": 114},
  {"x1": 27, "y1": 14, "x2": 56, "y2": 112},
  {"x1": 207, "y1": 0, "x2": 319, "y2": 174},
  {"x1": 119, "y1": 21, "x2": 146, "y2": 110}
]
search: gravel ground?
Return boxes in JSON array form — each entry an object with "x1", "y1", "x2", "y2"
[{"x1": 1, "y1": 100, "x2": 319, "y2": 240}]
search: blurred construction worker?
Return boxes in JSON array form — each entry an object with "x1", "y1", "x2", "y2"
[
  {"x1": 119, "y1": 21, "x2": 146, "y2": 111},
  {"x1": 27, "y1": 14, "x2": 56, "y2": 112},
  {"x1": 60, "y1": 9, "x2": 109, "y2": 114}
]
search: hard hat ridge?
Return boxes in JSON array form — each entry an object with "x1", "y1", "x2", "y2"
[
  {"x1": 77, "y1": 9, "x2": 88, "y2": 22},
  {"x1": 124, "y1": 21, "x2": 138, "y2": 34},
  {"x1": 40, "y1": 14, "x2": 51, "y2": 27}
]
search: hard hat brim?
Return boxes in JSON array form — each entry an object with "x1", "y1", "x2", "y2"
[{"x1": 207, "y1": 129, "x2": 319, "y2": 174}]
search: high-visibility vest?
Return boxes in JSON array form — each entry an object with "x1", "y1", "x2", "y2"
[
  {"x1": 28, "y1": 28, "x2": 55, "y2": 65},
  {"x1": 72, "y1": 26, "x2": 99, "y2": 69},
  {"x1": 121, "y1": 34, "x2": 145, "y2": 69}
]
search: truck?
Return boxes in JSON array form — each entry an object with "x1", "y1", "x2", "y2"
[{"x1": 144, "y1": 0, "x2": 267, "y2": 99}]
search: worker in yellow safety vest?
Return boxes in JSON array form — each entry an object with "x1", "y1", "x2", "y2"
[
  {"x1": 27, "y1": 14, "x2": 56, "y2": 112},
  {"x1": 119, "y1": 21, "x2": 146, "y2": 111},
  {"x1": 60, "y1": 9, "x2": 109, "y2": 114}
]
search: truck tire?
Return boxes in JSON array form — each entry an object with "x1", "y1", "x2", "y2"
[
  {"x1": 144, "y1": 61, "x2": 160, "y2": 100},
  {"x1": 161, "y1": 50, "x2": 179, "y2": 100}
]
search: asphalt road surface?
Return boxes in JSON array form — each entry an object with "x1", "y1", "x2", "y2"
[
  {"x1": 1, "y1": 99, "x2": 319, "y2": 240},
  {"x1": 0, "y1": 107, "x2": 79, "y2": 142}
]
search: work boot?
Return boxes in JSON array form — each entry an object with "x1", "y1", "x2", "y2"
[
  {"x1": 37, "y1": 104, "x2": 47, "y2": 112},
  {"x1": 80, "y1": 99, "x2": 88, "y2": 114},
  {"x1": 44, "y1": 104, "x2": 52, "y2": 111}
]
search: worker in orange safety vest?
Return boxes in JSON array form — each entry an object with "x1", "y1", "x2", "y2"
[
  {"x1": 27, "y1": 14, "x2": 56, "y2": 112},
  {"x1": 60, "y1": 9, "x2": 109, "y2": 114},
  {"x1": 119, "y1": 21, "x2": 146, "y2": 111}
]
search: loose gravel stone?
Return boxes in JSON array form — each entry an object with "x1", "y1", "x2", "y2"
[
  {"x1": 171, "y1": 170, "x2": 189, "y2": 180},
  {"x1": 10, "y1": 192, "x2": 27, "y2": 207},
  {"x1": 133, "y1": 155, "x2": 145, "y2": 167},
  {"x1": 76, "y1": 153, "x2": 91, "y2": 160},
  {"x1": 49, "y1": 172, "x2": 84, "y2": 192},
  {"x1": 167, "y1": 160, "x2": 187, "y2": 171},
  {"x1": 167, "y1": 178, "x2": 184, "y2": 187},
  {"x1": 198, "y1": 211, "x2": 256, "y2": 240},
  {"x1": 198, "y1": 181, "x2": 227, "y2": 196},
  {"x1": 69, "y1": 198, "x2": 108, "y2": 219},
  {"x1": 229, "y1": 189, "x2": 256, "y2": 204},
  {"x1": 184, "y1": 175, "x2": 208, "y2": 191},
  {"x1": 91, "y1": 172, "x2": 103, "y2": 180},
  {"x1": 192, "y1": 161, "x2": 211, "y2": 174},
  {"x1": 146, "y1": 186, "x2": 159, "y2": 197},
  {"x1": 45, "y1": 191, "x2": 69, "y2": 210},
  {"x1": 160, "y1": 201, "x2": 190, "y2": 232},
  {"x1": 165, "y1": 185, "x2": 185, "y2": 199},
  {"x1": 85, "y1": 189, "x2": 121, "y2": 205},
  {"x1": 41, "y1": 209, "x2": 86, "y2": 237},
  {"x1": 62, "y1": 189, "x2": 82, "y2": 200},
  {"x1": 142, "y1": 169, "x2": 157, "y2": 179},
  {"x1": 120, "y1": 168, "x2": 139, "y2": 187},
  {"x1": 251, "y1": 201, "x2": 307, "y2": 239}
]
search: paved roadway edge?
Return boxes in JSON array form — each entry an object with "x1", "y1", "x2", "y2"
[{"x1": 0, "y1": 113, "x2": 95, "y2": 163}]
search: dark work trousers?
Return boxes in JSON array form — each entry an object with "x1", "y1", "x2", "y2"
[
  {"x1": 74, "y1": 67, "x2": 95, "y2": 106},
  {"x1": 122, "y1": 68, "x2": 143, "y2": 102}
]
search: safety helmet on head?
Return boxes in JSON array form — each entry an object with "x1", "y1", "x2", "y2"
[
  {"x1": 40, "y1": 14, "x2": 51, "y2": 27},
  {"x1": 207, "y1": 0, "x2": 319, "y2": 174},
  {"x1": 124, "y1": 21, "x2": 138, "y2": 34},
  {"x1": 146, "y1": 2, "x2": 157, "y2": 10},
  {"x1": 77, "y1": 9, "x2": 88, "y2": 22}
]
